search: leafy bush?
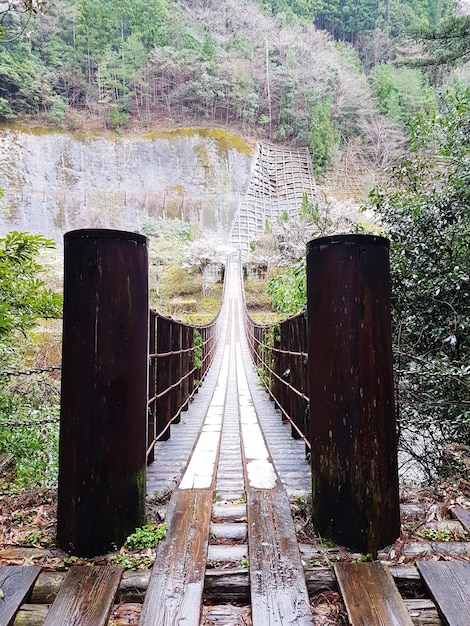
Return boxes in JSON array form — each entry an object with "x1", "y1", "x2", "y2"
[
  {"x1": 0, "y1": 391, "x2": 59, "y2": 489},
  {"x1": 108, "y1": 106, "x2": 129, "y2": 130},
  {"x1": 370, "y1": 63, "x2": 437, "y2": 124},
  {"x1": 368, "y1": 87, "x2": 470, "y2": 482},
  {"x1": 193, "y1": 329, "x2": 203, "y2": 370},
  {"x1": 0, "y1": 232, "x2": 62, "y2": 339},
  {"x1": 124, "y1": 523, "x2": 168, "y2": 550},
  {"x1": 47, "y1": 95, "x2": 68, "y2": 125},
  {"x1": 309, "y1": 99, "x2": 340, "y2": 176},
  {"x1": 0, "y1": 97, "x2": 14, "y2": 120},
  {"x1": 267, "y1": 263, "x2": 306, "y2": 317}
]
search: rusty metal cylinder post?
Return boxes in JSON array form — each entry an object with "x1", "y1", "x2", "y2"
[
  {"x1": 306, "y1": 234, "x2": 400, "y2": 555},
  {"x1": 57, "y1": 229, "x2": 149, "y2": 557}
]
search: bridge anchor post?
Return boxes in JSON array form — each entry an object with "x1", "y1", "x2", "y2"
[
  {"x1": 306, "y1": 234, "x2": 400, "y2": 556},
  {"x1": 57, "y1": 229, "x2": 149, "y2": 557}
]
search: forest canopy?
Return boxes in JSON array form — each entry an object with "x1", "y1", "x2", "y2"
[{"x1": 0, "y1": 0, "x2": 461, "y2": 179}]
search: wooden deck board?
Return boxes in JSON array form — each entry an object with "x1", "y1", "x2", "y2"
[
  {"x1": 139, "y1": 489, "x2": 213, "y2": 626},
  {"x1": 417, "y1": 560, "x2": 470, "y2": 626},
  {"x1": 42, "y1": 565, "x2": 123, "y2": 626},
  {"x1": 334, "y1": 561, "x2": 414, "y2": 626},
  {"x1": 247, "y1": 488, "x2": 313, "y2": 625},
  {"x1": 451, "y1": 505, "x2": 470, "y2": 532},
  {"x1": 0, "y1": 565, "x2": 41, "y2": 626}
]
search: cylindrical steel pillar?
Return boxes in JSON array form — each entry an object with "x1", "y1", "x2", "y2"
[
  {"x1": 306, "y1": 234, "x2": 400, "y2": 555},
  {"x1": 57, "y1": 229, "x2": 149, "y2": 556}
]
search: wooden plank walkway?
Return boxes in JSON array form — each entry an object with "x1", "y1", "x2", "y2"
[
  {"x1": 3, "y1": 258, "x2": 470, "y2": 624},
  {"x1": 140, "y1": 343, "x2": 231, "y2": 625},
  {"x1": 143, "y1": 259, "x2": 313, "y2": 624},
  {"x1": 0, "y1": 565, "x2": 41, "y2": 626},
  {"x1": 335, "y1": 562, "x2": 414, "y2": 626},
  {"x1": 417, "y1": 561, "x2": 470, "y2": 626},
  {"x1": 140, "y1": 490, "x2": 214, "y2": 625},
  {"x1": 452, "y1": 505, "x2": 470, "y2": 532},
  {"x1": 247, "y1": 490, "x2": 312, "y2": 625},
  {"x1": 42, "y1": 566, "x2": 123, "y2": 626}
]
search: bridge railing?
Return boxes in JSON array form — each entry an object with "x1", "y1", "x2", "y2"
[
  {"x1": 244, "y1": 308, "x2": 310, "y2": 454},
  {"x1": 146, "y1": 310, "x2": 219, "y2": 463}
]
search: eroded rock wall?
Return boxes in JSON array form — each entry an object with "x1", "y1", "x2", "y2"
[{"x1": 0, "y1": 126, "x2": 253, "y2": 242}]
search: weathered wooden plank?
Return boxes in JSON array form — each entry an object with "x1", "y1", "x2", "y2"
[
  {"x1": 204, "y1": 569, "x2": 250, "y2": 604},
  {"x1": 29, "y1": 569, "x2": 151, "y2": 605},
  {"x1": 403, "y1": 542, "x2": 470, "y2": 559},
  {"x1": 211, "y1": 503, "x2": 246, "y2": 521},
  {"x1": 140, "y1": 489, "x2": 213, "y2": 626},
  {"x1": 29, "y1": 571, "x2": 65, "y2": 604},
  {"x1": 334, "y1": 561, "x2": 414, "y2": 626},
  {"x1": 207, "y1": 543, "x2": 248, "y2": 563},
  {"x1": 403, "y1": 599, "x2": 442, "y2": 626},
  {"x1": 201, "y1": 604, "x2": 252, "y2": 625},
  {"x1": 14, "y1": 603, "x2": 142, "y2": 626},
  {"x1": 210, "y1": 521, "x2": 247, "y2": 541},
  {"x1": 12, "y1": 604, "x2": 49, "y2": 626},
  {"x1": 417, "y1": 560, "x2": 470, "y2": 626},
  {"x1": 0, "y1": 566, "x2": 41, "y2": 626},
  {"x1": 24, "y1": 564, "x2": 338, "y2": 610},
  {"x1": 451, "y1": 506, "x2": 470, "y2": 532},
  {"x1": 42, "y1": 565, "x2": 123, "y2": 626},
  {"x1": 247, "y1": 488, "x2": 313, "y2": 625}
]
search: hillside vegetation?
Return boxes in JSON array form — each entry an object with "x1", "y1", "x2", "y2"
[{"x1": 0, "y1": 0, "x2": 459, "y2": 182}]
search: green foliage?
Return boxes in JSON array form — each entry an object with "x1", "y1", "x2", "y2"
[
  {"x1": 308, "y1": 99, "x2": 339, "y2": 176},
  {"x1": 0, "y1": 44, "x2": 53, "y2": 114},
  {"x1": 259, "y1": 195, "x2": 342, "y2": 317},
  {"x1": 413, "y1": 15, "x2": 470, "y2": 68},
  {"x1": 0, "y1": 97, "x2": 14, "y2": 120},
  {"x1": 368, "y1": 87, "x2": 470, "y2": 481},
  {"x1": 112, "y1": 553, "x2": 156, "y2": 569},
  {"x1": 315, "y1": 0, "x2": 454, "y2": 43},
  {"x1": 370, "y1": 63, "x2": 437, "y2": 124},
  {"x1": 255, "y1": 324, "x2": 280, "y2": 390},
  {"x1": 139, "y1": 217, "x2": 194, "y2": 243},
  {"x1": 0, "y1": 0, "x2": 458, "y2": 147},
  {"x1": 0, "y1": 232, "x2": 62, "y2": 339},
  {"x1": 0, "y1": 391, "x2": 60, "y2": 489},
  {"x1": 416, "y1": 527, "x2": 469, "y2": 542},
  {"x1": 259, "y1": 0, "x2": 321, "y2": 19},
  {"x1": 108, "y1": 106, "x2": 129, "y2": 130},
  {"x1": 124, "y1": 522, "x2": 168, "y2": 550},
  {"x1": 267, "y1": 263, "x2": 306, "y2": 316},
  {"x1": 193, "y1": 329, "x2": 203, "y2": 370},
  {"x1": 351, "y1": 553, "x2": 374, "y2": 563},
  {"x1": 200, "y1": 31, "x2": 216, "y2": 62},
  {"x1": 46, "y1": 95, "x2": 68, "y2": 125}
]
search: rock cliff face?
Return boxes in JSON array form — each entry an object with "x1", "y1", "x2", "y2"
[{"x1": 0, "y1": 126, "x2": 253, "y2": 243}]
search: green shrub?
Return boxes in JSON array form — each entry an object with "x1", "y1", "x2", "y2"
[{"x1": 124, "y1": 523, "x2": 168, "y2": 550}]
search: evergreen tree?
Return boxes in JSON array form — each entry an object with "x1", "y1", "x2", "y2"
[{"x1": 413, "y1": 15, "x2": 470, "y2": 67}]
